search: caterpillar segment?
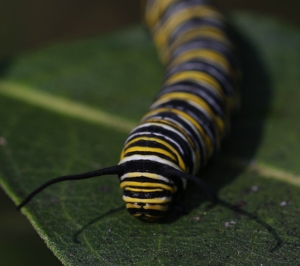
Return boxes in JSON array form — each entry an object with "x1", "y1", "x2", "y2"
[
  {"x1": 17, "y1": 0, "x2": 240, "y2": 223},
  {"x1": 118, "y1": 0, "x2": 239, "y2": 221}
]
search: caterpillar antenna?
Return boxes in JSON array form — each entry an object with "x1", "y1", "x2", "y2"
[
  {"x1": 17, "y1": 165, "x2": 123, "y2": 210},
  {"x1": 165, "y1": 168, "x2": 219, "y2": 203}
]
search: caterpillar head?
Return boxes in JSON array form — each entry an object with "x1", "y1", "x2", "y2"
[
  {"x1": 121, "y1": 186, "x2": 174, "y2": 222},
  {"x1": 118, "y1": 162, "x2": 217, "y2": 221},
  {"x1": 119, "y1": 163, "x2": 183, "y2": 222},
  {"x1": 17, "y1": 163, "x2": 213, "y2": 223}
]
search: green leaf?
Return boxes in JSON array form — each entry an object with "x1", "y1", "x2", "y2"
[{"x1": 1, "y1": 12, "x2": 300, "y2": 265}]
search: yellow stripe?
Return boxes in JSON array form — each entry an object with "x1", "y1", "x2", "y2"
[
  {"x1": 161, "y1": 27, "x2": 231, "y2": 63},
  {"x1": 169, "y1": 49, "x2": 232, "y2": 74},
  {"x1": 123, "y1": 195, "x2": 171, "y2": 204},
  {"x1": 143, "y1": 204, "x2": 169, "y2": 211},
  {"x1": 119, "y1": 154, "x2": 182, "y2": 171},
  {"x1": 144, "y1": 214, "x2": 163, "y2": 219},
  {"x1": 143, "y1": 107, "x2": 212, "y2": 157},
  {"x1": 142, "y1": 118, "x2": 201, "y2": 169},
  {"x1": 124, "y1": 187, "x2": 163, "y2": 193},
  {"x1": 122, "y1": 136, "x2": 186, "y2": 171},
  {"x1": 153, "y1": 92, "x2": 225, "y2": 136},
  {"x1": 132, "y1": 213, "x2": 142, "y2": 217},
  {"x1": 142, "y1": 118, "x2": 198, "y2": 153},
  {"x1": 126, "y1": 203, "x2": 142, "y2": 209},
  {"x1": 145, "y1": 0, "x2": 178, "y2": 28},
  {"x1": 123, "y1": 146, "x2": 177, "y2": 163},
  {"x1": 172, "y1": 27, "x2": 230, "y2": 50},
  {"x1": 120, "y1": 172, "x2": 171, "y2": 183},
  {"x1": 154, "y1": 6, "x2": 223, "y2": 49},
  {"x1": 168, "y1": 108, "x2": 213, "y2": 157},
  {"x1": 165, "y1": 71, "x2": 225, "y2": 100},
  {"x1": 121, "y1": 181, "x2": 175, "y2": 193}
]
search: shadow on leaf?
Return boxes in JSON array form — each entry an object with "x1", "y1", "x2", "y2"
[
  {"x1": 180, "y1": 21, "x2": 273, "y2": 217},
  {"x1": 73, "y1": 205, "x2": 124, "y2": 244},
  {"x1": 160, "y1": 23, "x2": 280, "y2": 250}
]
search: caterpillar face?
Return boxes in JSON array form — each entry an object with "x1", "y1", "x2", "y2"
[
  {"x1": 119, "y1": 169, "x2": 178, "y2": 221},
  {"x1": 123, "y1": 193, "x2": 172, "y2": 222}
]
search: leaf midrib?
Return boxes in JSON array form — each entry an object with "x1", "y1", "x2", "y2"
[
  {"x1": 0, "y1": 80, "x2": 299, "y2": 187},
  {"x1": 0, "y1": 80, "x2": 136, "y2": 133}
]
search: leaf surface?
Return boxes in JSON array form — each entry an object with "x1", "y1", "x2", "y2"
[{"x1": 0, "y1": 13, "x2": 300, "y2": 265}]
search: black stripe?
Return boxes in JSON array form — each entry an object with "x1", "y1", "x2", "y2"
[
  {"x1": 120, "y1": 160, "x2": 185, "y2": 193},
  {"x1": 152, "y1": 99, "x2": 218, "y2": 151},
  {"x1": 123, "y1": 150, "x2": 178, "y2": 165},
  {"x1": 165, "y1": 60, "x2": 236, "y2": 96},
  {"x1": 155, "y1": 1, "x2": 216, "y2": 31},
  {"x1": 170, "y1": 38, "x2": 239, "y2": 70},
  {"x1": 143, "y1": 111, "x2": 206, "y2": 164},
  {"x1": 159, "y1": 81, "x2": 226, "y2": 115},
  {"x1": 170, "y1": 17, "x2": 227, "y2": 41},
  {"x1": 156, "y1": 84, "x2": 226, "y2": 122},
  {"x1": 122, "y1": 176, "x2": 173, "y2": 186},
  {"x1": 127, "y1": 207, "x2": 166, "y2": 217},
  {"x1": 124, "y1": 139, "x2": 180, "y2": 164},
  {"x1": 123, "y1": 190, "x2": 171, "y2": 199},
  {"x1": 128, "y1": 126, "x2": 195, "y2": 173}
]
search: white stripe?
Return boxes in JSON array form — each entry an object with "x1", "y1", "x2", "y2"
[
  {"x1": 118, "y1": 155, "x2": 182, "y2": 171},
  {"x1": 150, "y1": 97, "x2": 214, "y2": 125},
  {"x1": 127, "y1": 122, "x2": 197, "y2": 169},
  {"x1": 120, "y1": 172, "x2": 171, "y2": 183},
  {"x1": 127, "y1": 122, "x2": 193, "y2": 155},
  {"x1": 154, "y1": 115, "x2": 206, "y2": 164},
  {"x1": 122, "y1": 195, "x2": 172, "y2": 204},
  {"x1": 125, "y1": 131, "x2": 185, "y2": 156},
  {"x1": 165, "y1": 116, "x2": 207, "y2": 161},
  {"x1": 149, "y1": 97, "x2": 216, "y2": 146}
]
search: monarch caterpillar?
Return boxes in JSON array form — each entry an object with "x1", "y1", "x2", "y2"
[{"x1": 17, "y1": 0, "x2": 240, "y2": 222}]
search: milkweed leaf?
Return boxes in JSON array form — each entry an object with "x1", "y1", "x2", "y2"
[{"x1": 0, "y1": 12, "x2": 300, "y2": 265}]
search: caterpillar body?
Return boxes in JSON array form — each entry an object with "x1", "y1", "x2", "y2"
[{"x1": 18, "y1": 0, "x2": 240, "y2": 222}]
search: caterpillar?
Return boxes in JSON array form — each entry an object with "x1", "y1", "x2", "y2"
[{"x1": 17, "y1": 0, "x2": 240, "y2": 222}]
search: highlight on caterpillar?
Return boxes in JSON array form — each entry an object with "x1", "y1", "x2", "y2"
[{"x1": 17, "y1": 0, "x2": 240, "y2": 222}]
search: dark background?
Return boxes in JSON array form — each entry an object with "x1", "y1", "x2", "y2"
[
  {"x1": 0, "y1": 0, "x2": 300, "y2": 57},
  {"x1": 0, "y1": 1, "x2": 299, "y2": 265}
]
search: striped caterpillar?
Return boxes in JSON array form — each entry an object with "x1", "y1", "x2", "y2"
[{"x1": 18, "y1": 0, "x2": 240, "y2": 222}]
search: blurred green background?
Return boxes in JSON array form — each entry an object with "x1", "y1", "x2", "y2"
[{"x1": 0, "y1": 0, "x2": 299, "y2": 265}]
